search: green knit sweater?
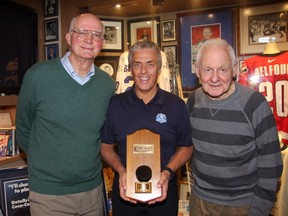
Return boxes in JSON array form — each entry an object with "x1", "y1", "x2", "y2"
[{"x1": 16, "y1": 59, "x2": 115, "y2": 195}]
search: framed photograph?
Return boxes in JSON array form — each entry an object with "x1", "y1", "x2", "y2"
[
  {"x1": 44, "y1": 18, "x2": 58, "y2": 42},
  {"x1": 162, "y1": 19, "x2": 176, "y2": 41},
  {"x1": 94, "y1": 56, "x2": 120, "y2": 81},
  {"x1": 177, "y1": 9, "x2": 234, "y2": 97},
  {"x1": 101, "y1": 19, "x2": 124, "y2": 52},
  {"x1": 128, "y1": 16, "x2": 160, "y2": 46},
  {"x1": 163, "y1": 45, "x2": 177, "y2": 65},
  {"x1": 239, "y1": 2, "x2": 288, "y2": 55},
  {"x1": 191, "y1": 24, "x2": 221, "y2": 65},
  {"x1": 45, "y1": 43, "x2": 59, "y2": 60},
  {"x1": 44, "y1": 0, "x2": 58, "y2": 17}
]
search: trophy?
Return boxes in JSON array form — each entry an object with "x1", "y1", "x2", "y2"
[{"x1": 126, "y1": 129, "x2": 161, "y2": 202}]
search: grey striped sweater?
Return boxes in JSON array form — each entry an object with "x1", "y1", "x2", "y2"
[{"x1": 187, "y1": 82, "x2": 283, "y2": 216}]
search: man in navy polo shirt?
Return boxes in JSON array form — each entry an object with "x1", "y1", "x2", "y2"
[{"x1": 101, "y1": 41, "x2": 193, "y2": 216}]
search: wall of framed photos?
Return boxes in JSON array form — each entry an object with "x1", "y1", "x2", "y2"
[
  {"x1": 1, "y1": 1, "x2": 288, "y2": 215},
  {"x1": 44, "y1": 0, "x2": 62, "y2": 61}
]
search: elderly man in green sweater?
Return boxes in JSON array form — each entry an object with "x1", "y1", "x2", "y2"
[{"x1": 16, "y1": 13, "x2": 115, "y2": 216}]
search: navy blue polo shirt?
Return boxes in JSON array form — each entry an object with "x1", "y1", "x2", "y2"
[{"x1": 101, "y1": 87, "x2": 192, "y2": 167}]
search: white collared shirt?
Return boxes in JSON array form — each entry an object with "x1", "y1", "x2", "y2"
[{"x1": 61, "y1": 51, "x2": 95, "y2": 85}]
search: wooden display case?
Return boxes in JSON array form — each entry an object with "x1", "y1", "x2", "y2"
[{"x1": 0, "y1": 96, "x2": 27, "y2": 169}]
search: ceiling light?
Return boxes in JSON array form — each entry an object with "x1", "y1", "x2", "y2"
[
  {"x1": 152, "y1": 0, "x2": 164, "y2": 6},
  {"x1": 115, "y1": 4, "x2": 121, "y2": 8}
]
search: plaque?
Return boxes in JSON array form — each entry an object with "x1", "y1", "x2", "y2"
[{"x1": 126, "y1": 129, "x2": 161, "y2": 202}]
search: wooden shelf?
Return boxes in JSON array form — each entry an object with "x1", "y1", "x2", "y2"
[
  {"x1": 0, "y1": 153, "x2": 27, "y2": 168},
  {"x1": 0, "y1": 95, "x2": 18, "y2": 127},
  {"x1": 0, "y1": 95, "x2": 18, "y2": 107}
]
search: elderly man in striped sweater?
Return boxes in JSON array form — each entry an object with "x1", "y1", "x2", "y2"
[{"x1": 187, "y1": 38, "x2": 283, "y2": 216}]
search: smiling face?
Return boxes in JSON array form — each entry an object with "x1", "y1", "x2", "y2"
[
  {"x1": 202, "y1": 27, "x2": 212, "y2": 40},
  {"x1": 66, "y1": 14, "x2": 104, "y2": 60},
  {"x1": 196, "y1": 44, "x2": 236, "y2": 100},
  {"x1": 131, "y1": 48, "x2": 160, "y2": 101}
]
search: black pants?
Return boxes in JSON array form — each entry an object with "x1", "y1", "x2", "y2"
[{"x1": 112, "y1": 175, "x2": 178, "y2": 216}]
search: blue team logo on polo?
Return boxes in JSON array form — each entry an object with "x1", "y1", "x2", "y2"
[{"x1": 156, "y1": 113, "x2": 167, "y2": 124}]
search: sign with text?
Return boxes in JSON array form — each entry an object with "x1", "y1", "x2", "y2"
[{"x1": 0, "y1": 166, "x2": 30, "y2": 216}]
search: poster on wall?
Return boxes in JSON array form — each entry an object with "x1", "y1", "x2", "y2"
[
  {"x1": 44, "y1": 0, "x2": 58, "y2": 17},
  {"x1": 239, "y1": 2, "x2": 288, "y2": 55},
  {"x1": 178, "y1": 10, "x2": 234, "y2": 97},
  {"x1": 190, "y1": 24, "x2": 221, "y2": 73},
  {"x1": 45, "y1": 43, "x2": 59, "y2": 60},
  {"x1": 128, "y1": 17, "x2": 160, "y2": 46},
  {"x1": 45, "y1": 19, "x2": 59, "y2": 42},
  {"x1": 101, "y1": 19, "x2": 124, "y2": 52},
  {"x1": 94, "y1": 56, "x2": 119, "y2": 81}
]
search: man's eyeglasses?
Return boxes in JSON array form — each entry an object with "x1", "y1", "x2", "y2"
[{"x1": 70, "y1": 29, "x2": 103, "y2": 42}]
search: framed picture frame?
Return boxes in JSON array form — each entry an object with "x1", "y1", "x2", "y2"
[
  {"x1": 45, "y1": 43, "x2": 59, "y2": 60},
  {"x1": 162, "y1": 45, "x2": 177, "y2": 66},
  {"x1": 101, "y1": 19, "x2": 124, "y2": 52},
  {"x1": 94, "y1": 56, "x2": 119, "y2": 81},
  {"x1": 239, "y1": 2, "x2": 288, "y2": 55},
  {"x1": 177, "y1": 9, "x2": 234, "y2": 97},
  {"x1": 191, "y1": 24, "x2": 221, "y2": 64},
  {"x1": 44, "y1": 18, "x2": 58, "y2": 42},
  {"x1": 44, "y1": 0, "x2": 58, "y2": 18},
  {"x1": 162, "y1": 19, "x2": 176, "y2": 41},
  {"x1": 128, "y1": 16, "x2": 160, "y2": 46}
]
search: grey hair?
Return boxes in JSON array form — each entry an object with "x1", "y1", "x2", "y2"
[
  {"x1": 128, "y1": 41, "x2": 162, "y2": 70},
  {"x1": 69, "y1": 17, "x2": 76, "y2": 32},
  {"x1": 68, "y1": 14, "x2": 104, "y2": 32},
  {"x1": 195, "y1": 38, "x2": 237, "y2": 68}
]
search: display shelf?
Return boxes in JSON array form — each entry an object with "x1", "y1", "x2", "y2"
[
  {"x1": 0, "y1": 153, "x2": 27, "y2": 168},
  {"x1": 0, "y1": 95, "x2": 18, "y2": 107},
  {"x1": 0, "y1": 95, "x2": 18, "y2": 126},
  {"x1": 0, "y1": 93, "x2": 24, "y2": 169}
]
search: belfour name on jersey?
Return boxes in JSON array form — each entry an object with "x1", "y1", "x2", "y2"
[{"x1": 253, "y1": 63, "x2": 288, "y2": 77}]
